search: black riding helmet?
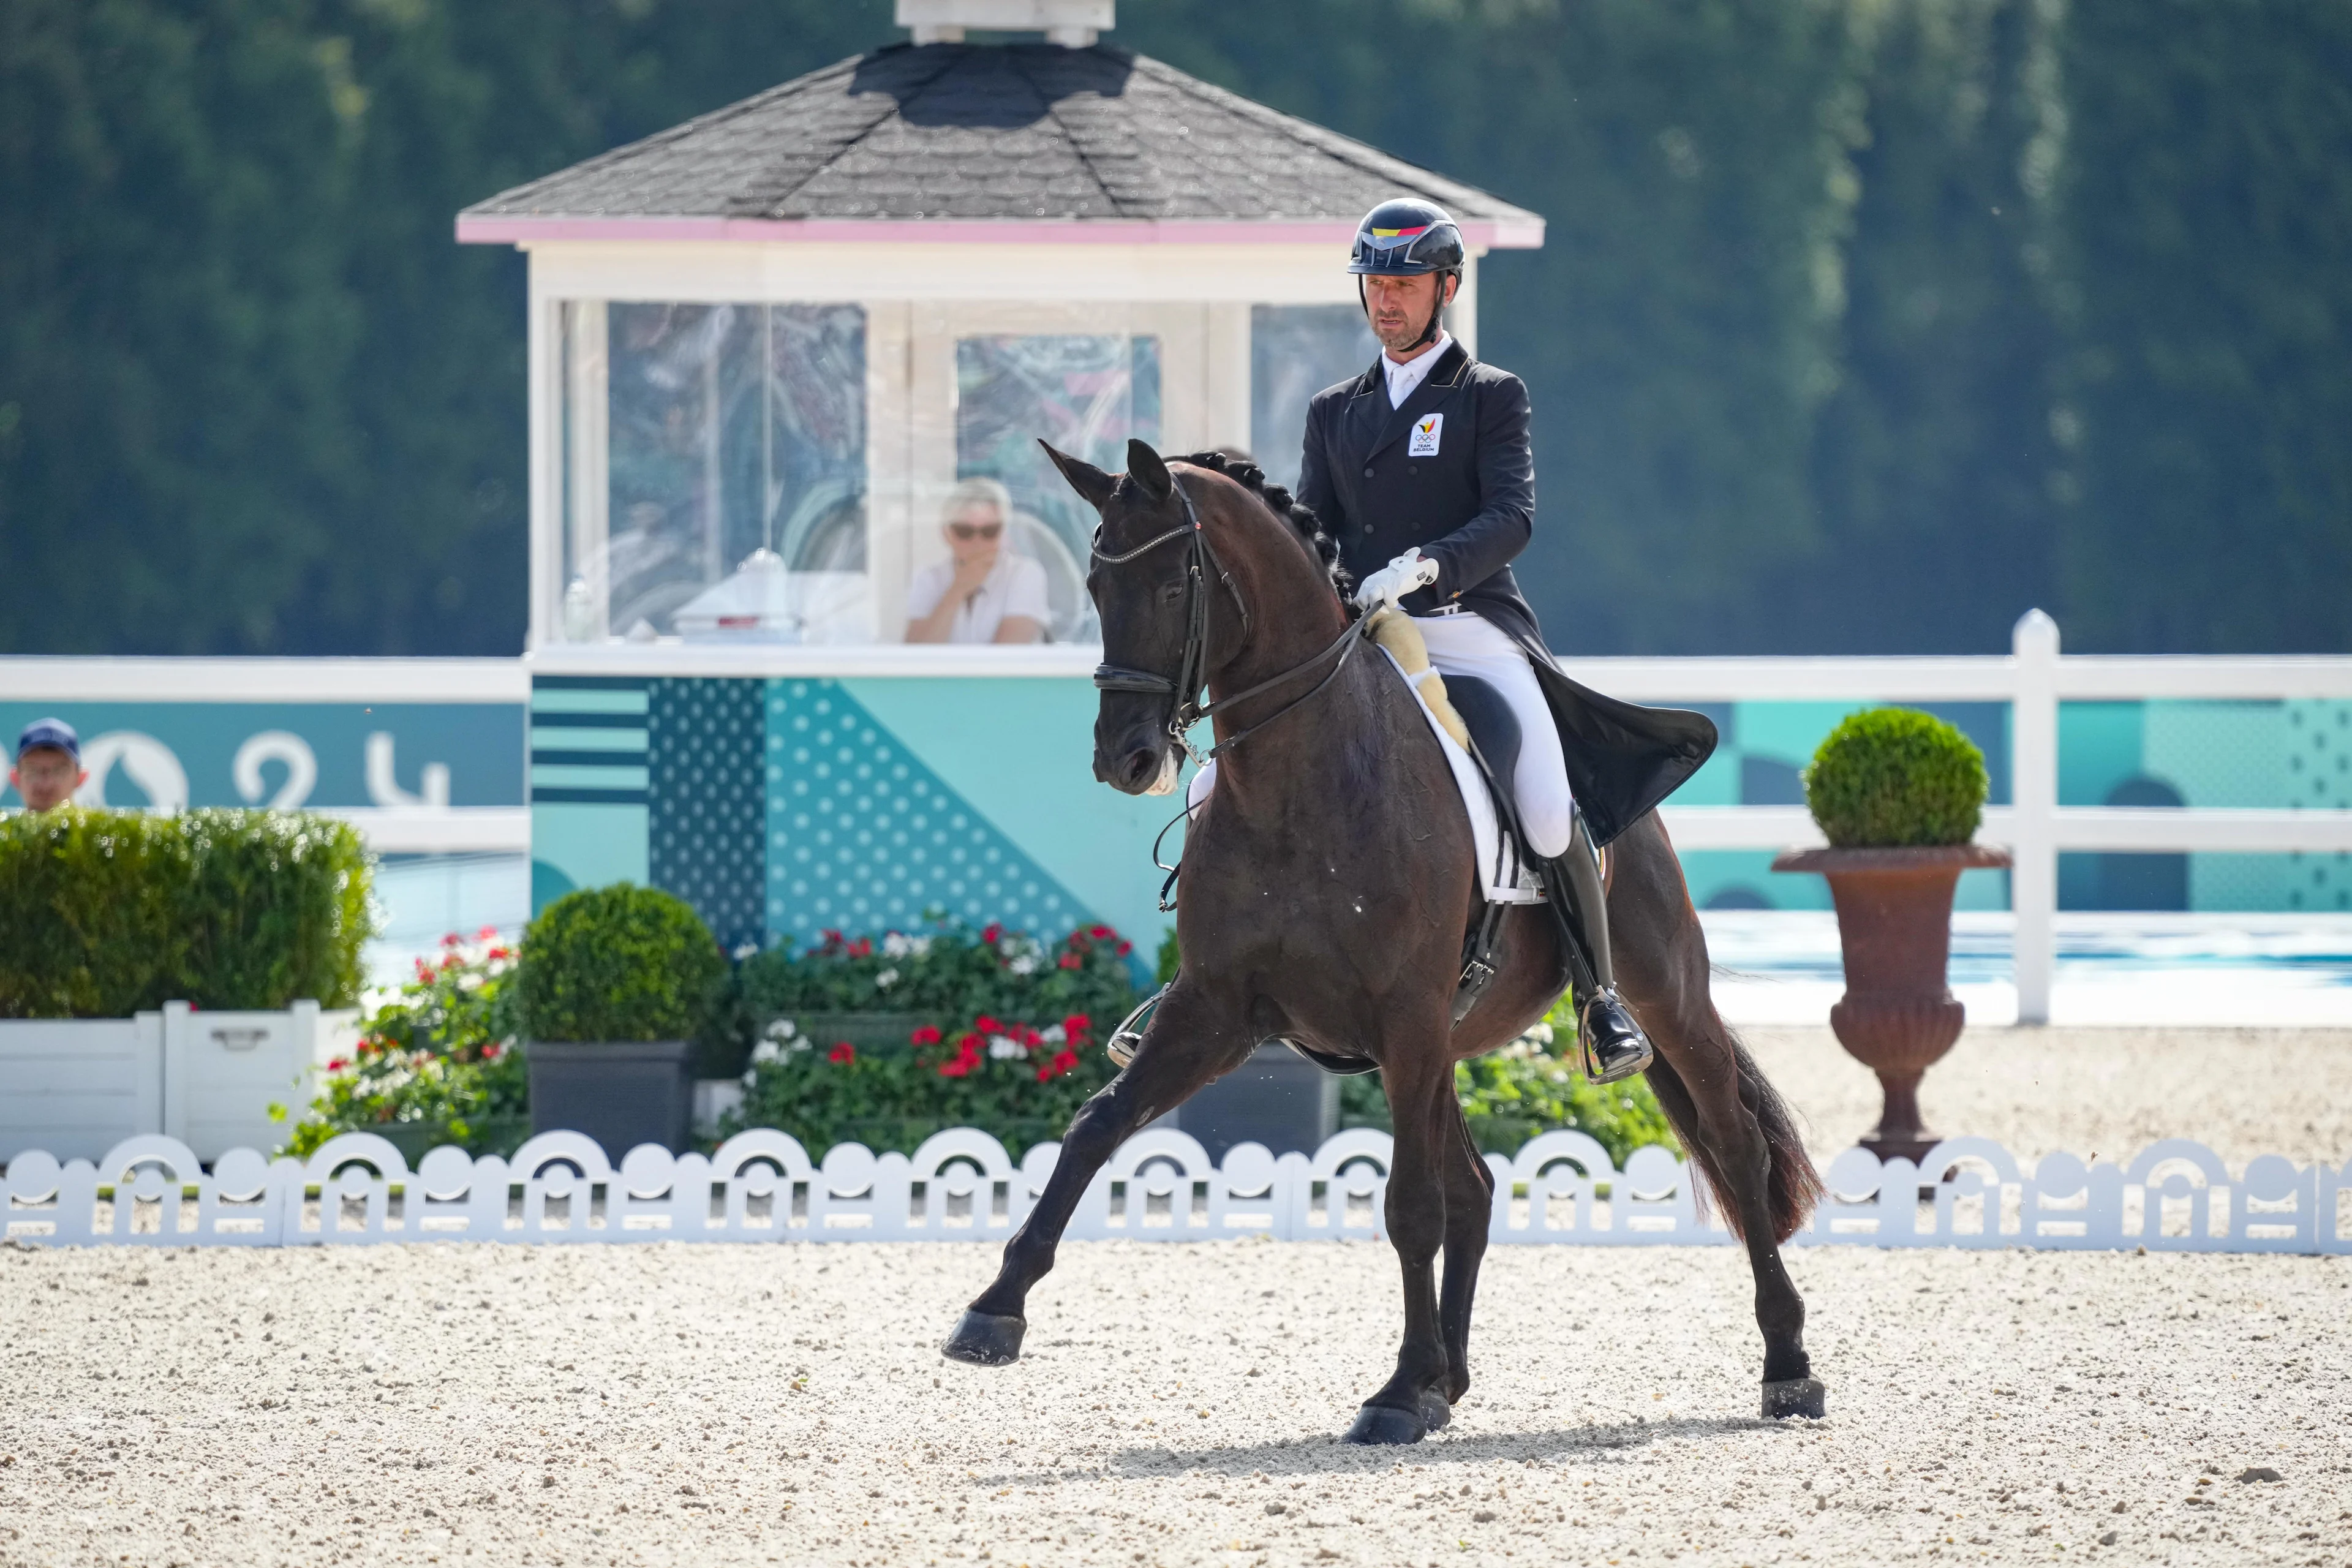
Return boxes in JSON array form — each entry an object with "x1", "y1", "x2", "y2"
[{"x1": 1348, "y1": 197, "x2": 1464, "y2": 349}]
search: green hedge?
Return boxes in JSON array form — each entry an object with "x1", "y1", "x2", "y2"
[
  {"x1": 516, "y1": 884, "x2": 722, "y2": 1043},
  {"x1": 1802, "y1": 707, "x2": 1988, "y2": 848},
  {"x1": 0, "y1": 807, "x2": 374, "y2": 1017}
]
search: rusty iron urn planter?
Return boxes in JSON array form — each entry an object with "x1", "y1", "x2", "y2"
[{"x1": 1770, "y1": 843, "x2": 2011, "y2": 1162}]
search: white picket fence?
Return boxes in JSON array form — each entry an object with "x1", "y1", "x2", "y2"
[{"x1": 3, "y1": 1128, "x2": 2345, "y2": 1254}]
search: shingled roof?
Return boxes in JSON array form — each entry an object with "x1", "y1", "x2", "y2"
[{"x1": 458, "y1": 43, "x2": 1541, "y2": 245}]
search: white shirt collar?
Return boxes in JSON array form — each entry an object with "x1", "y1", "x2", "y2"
[{"x1": 1382, "y1": 331, "x2": 1455, "y2": 409}]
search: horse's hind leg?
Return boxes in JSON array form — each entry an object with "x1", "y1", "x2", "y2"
[
  {"x1": 1608, "y1": 814, "x2": 1824, "y2": 1419},
  {"x1": 1434, "y1": 1096, "x2": 1495, "y2": 1411},
  {"x1": 941, "y1": 981, "x2": 1253, "y2": 1366}
]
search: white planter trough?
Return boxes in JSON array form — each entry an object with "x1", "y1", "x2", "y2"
[{"x1": 0, "y1": 1001, "x2": 358, "y2": 1166}]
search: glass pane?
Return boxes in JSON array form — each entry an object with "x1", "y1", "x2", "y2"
[
  {"x1": 1251, "y1": 304, "x2": 1378, "y2": 492},
  {"x1": 943, "y1": 334, "x2": 1161, "y2": 645},
  {"x1": 598, "y1": 303, "x2": 867, "y2": 642}
]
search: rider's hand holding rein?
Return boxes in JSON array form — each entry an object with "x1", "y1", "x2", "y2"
[{"x1": 1354, "y1": 548, "x2": 1441, "y2": 611}]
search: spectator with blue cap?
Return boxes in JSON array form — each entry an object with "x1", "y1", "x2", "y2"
[{"x1": 11, "y1": 718, "x2": 85, "y2": 813}]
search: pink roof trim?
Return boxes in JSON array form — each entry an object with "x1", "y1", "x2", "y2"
[{"x1": 454, "y1": 213, "x2": 1545, "y2": 249}]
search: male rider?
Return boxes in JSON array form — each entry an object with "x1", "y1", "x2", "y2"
[{"x1": 1295, "y1": 198, "x2": 1653, "y2": 1082}]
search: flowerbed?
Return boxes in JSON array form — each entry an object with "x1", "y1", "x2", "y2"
[
  {"x1": 723, "y1": 920, "x2": 1139, "y2": 1154},
  {"x1": 275, "y1": 929, "x2": 526, "y2": 1158}
]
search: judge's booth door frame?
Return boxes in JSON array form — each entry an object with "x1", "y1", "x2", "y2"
[{"x1": 872, "y1": 300, "x2": 1250, "y2": 642}]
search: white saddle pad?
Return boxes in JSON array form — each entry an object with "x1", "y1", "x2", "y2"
[{"x1": 1374, "y1": 646, "x2": 1545, "y2": 904}]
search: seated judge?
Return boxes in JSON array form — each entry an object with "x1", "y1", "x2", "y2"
[{"x1": 904, "y1": 478, "x2": 1049, "y2": 645}]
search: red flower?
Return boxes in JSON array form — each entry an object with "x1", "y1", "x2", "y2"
[
  {"x1": 1115, "y1": 941, "x2": 1133, "y2": 957},
  {"x1": 981, "y1": 922, "x2": 1003, "y2": 945},
  {"x1": 480, "y1": 1043, "x2": 502, "y2": 1061},
  {"x1": 828, "y1": 1041, "x2": 856, "y2": 1065},
  {"x1": 938, "y1": 1056, "x2": 973, "y2": 1078},
  {"x1": 910, "y1": 1024, "x2": 943, "y2": 1047},
  {"x1": 325, "y1": 1057, "x2": 349, "y2": 1073},
  {"x1": 1021, "y1": 1027, "x2": 1042, "y2": 1047},
  {"x1": 1063, "y1": 1013, "x2": 1092, "y2": 1039},
  {"x1": 1088, "y1": 924, "x2": 1115, "y2": 941},
  {"x1": 486, "y1": 945, "x2": 511, "y2": 961},
  {"x1": 1053, "y1": 1048, "x2": 1079, "y2": 1073},
  {"x1": 441, "y1": 932, "x2": 464, "y2": 949},
  {"x1": 1066, "y1": 932, "x2": 1090, "y2": 951},
  {"x1": 1057, "y1": 953, "x2": 1082, "y2": 970},
  {"x1": 973, "y1": 1015, "x2": 1003, "y2": 1036},
  {"x1": 955, "y1": 1032, "x2": 982, "y2": 1058},
  {"x1": 848, "y1": 937, "x2": 873, "y2": 959},
  {"x1": 477, "y1": 924, "x2": 499, "y2": 941},
  {"x1": 439, "y1": 952, "x2": 462, "y2": 972},
  {"x1": 413, "y1": 959, "x2": 434, "y2": 983}
]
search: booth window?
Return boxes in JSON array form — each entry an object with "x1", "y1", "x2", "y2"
[
  {"x1": 559, "y1": 301, "x2": 868, "y2": 643},
  {"x1": 1250, "y1": 305, "x2": 1378, "y2": 492},
  {"x1": 947, "y1": 334, "x2": 1160, "y2": 646}
]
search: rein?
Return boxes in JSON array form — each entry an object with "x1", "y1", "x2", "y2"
[{"x1": 1090, "y1": 473, "x2": 1363, "y2": 766}]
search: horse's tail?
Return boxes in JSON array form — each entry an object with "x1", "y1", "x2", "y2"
[{"x1": 1642, "y1": 1027, "x2": 1821, "y2": 1245}]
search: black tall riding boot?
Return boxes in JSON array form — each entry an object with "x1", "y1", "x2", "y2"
[{"x1": 1550, "y1": 815, "x2": 1654, "y2": 1084}]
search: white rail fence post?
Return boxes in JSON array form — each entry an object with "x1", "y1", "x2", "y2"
[{"x1": 2010, "y1": 609, "x2": 2061, "y2": 1025}]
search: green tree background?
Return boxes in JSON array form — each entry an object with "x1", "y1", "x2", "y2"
[{"x1": 1, "y1": 0, "x2": 2344, "y2": 655}]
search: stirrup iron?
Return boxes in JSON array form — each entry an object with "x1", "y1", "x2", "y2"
[
  {"x1": 1106, "y1": 984, "x2": 1168, "y2": 1068},
  {"x1": 1576, "y1": 989, "x2": 1654, "y2": 1084}
]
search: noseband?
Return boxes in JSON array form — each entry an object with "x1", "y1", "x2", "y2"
[{"x1": 1090, "y1": 473, "x2": 1363, "y2": 766}]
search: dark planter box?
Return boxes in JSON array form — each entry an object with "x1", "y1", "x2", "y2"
[
  {"x1": 527, "y1": 1040, "x2": 693, "y2": 1161},
  {"x1": 375, "y1": 1116, "x2": 531, "y2": 1165},
  {"x1": 1169, "y1": 1042, "x2": 1338, "y2": 1161}
]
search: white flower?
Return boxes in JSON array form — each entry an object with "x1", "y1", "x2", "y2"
[
  {"x1": 1527, "y1": 1020, "x2": 1555, "y2": 1047},
  {"x1": 740, "y1": 1067, "x2": 760, "y2": 1086},
  {"x1": 1041, "y1": 1024, "x2": 1067, "y2": 1044},
  {"x1": 1008, "y1": 954, "x2": 1038, "y2": 976},
  {"x1": 908, "y1": 935, "x2": 932, "y2": 957},
  {"x1": 752, "y1": 1038, "x2": 783, "y2": 1065},
  {"x1": 764, "y1": 1017, "x2": 798, "y2": 1042},
  {"x1": 732, "y1": 940, "x2": 760, "y2": 961},
  {"x1": 987, "y1": 1035, "x2": 1026, "y2": 1060},
  {"x1": 883, "y1": 932, "x2": 914, "y2": 959},
  {"x1": 875, "y1": 968, "x2": 900, "y2": 990}
]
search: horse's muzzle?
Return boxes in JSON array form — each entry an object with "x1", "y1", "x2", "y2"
[{"x1": 1096, "y1": 741, "x2": 1176, "y2": 796}]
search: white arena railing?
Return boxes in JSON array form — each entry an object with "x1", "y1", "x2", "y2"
[
  {"x1": 1607, "y1": 611, "x2": 2352, "y2": 1023},
  {"x1": 2, "y1": 1128, "x2": 2346, "y2": 1255}
]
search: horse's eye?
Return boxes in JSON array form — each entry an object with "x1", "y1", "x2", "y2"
[{"x1": 1159, "y1": 582, "x2": 1185, "y2": 605}]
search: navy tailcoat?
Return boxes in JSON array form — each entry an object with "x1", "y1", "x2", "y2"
[{"x1": 1295, "y1": 341, "x2": 1717, "y2": 848}]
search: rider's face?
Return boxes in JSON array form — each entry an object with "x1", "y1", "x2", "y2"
[{"x1": 1363, "y1": 272, "x2": 1458, "y2": 356}]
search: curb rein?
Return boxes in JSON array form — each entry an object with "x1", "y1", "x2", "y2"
[{"x1": 1090, "y1": 474, "x2": 1365, "y2": 910}]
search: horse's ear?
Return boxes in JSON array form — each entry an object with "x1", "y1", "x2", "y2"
[
  {"x1": 1039, "y1": 441, "x2": 1116, "y2": 512},
  {"x1": 1126, "y1": 438, "x2": 1173, "y2": 502}
]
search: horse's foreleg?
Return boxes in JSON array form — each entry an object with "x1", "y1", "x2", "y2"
[
  {"x1": 941, "y1": 982, "x2": 1251, "y2": 1366},
  {"x1": 1434, "y1": 1095, "x2": 1495, "y2": 1409},
  {"x1": 1346, "y1": 1033, "x2": 1456, "y2": 1445}
]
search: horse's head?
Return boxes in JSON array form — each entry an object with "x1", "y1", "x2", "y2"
[{"x1": 1045, "y1": 437, "x2": 1198, "y2": 796}]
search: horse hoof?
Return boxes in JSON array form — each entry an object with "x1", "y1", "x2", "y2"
[
  {"x1": 941, "y1": 1310, "x2": 1026, "y2": 1366},
  {"x1": 1762, "y1": 1377, "x2": 1826, "y2": 1420},
  {"x1": 1419, "y1": 1389, "x2": 1452, "y2": 1431},
  {"x1": 1343, "y1": 1402, "x2": 1426, "y2": 1446}
]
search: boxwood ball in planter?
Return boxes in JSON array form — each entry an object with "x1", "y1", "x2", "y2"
[
  {"x1": 518, "y1": 884, "x2": 723, "y2": 1160},
  {"x1": 1773, "y1": 708, "x2": 2008, "y2": 1161}
]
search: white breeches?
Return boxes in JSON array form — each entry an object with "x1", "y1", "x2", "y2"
[{"x1": 1183, "y1": 609, "x2": 1574, "y2": 860}]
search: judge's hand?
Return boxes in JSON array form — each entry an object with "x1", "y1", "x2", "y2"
[{"x1": 1353, "y1": 548, "x2": 1439, "y2": 609}]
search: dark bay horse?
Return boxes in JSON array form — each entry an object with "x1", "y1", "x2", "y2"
[{"x1": 941, "y1": 439, "x2": 1825, "y2": 1441}]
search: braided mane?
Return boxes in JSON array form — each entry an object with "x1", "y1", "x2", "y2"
[{"x1": 1178, "y1": 450, "x2": 1357, "y2": 615}]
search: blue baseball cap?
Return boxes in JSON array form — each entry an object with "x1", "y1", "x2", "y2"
[{"x1": 16, "y1": 718, "x2": 79, "y2": 762}]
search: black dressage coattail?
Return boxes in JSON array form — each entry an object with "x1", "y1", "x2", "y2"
[{"x1": 1295, "y1": 341, "x2": 1717, "y2": 848}]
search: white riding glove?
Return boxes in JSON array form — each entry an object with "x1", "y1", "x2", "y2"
[{"x1": 1353, "y1": 547, "x2": 1441, "y2": 609}]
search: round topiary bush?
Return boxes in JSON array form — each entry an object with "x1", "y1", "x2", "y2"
[
  {"x1": 1803, "y1": 708, "x2": 1988, "y2": 848},
  {"x1": 516, "y1": 884, "x2": 723, "y2": 1043}
]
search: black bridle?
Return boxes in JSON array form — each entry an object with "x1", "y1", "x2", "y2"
[{"x1": 1090, "y1": 472, "x2": 1364, "y2": 767}]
